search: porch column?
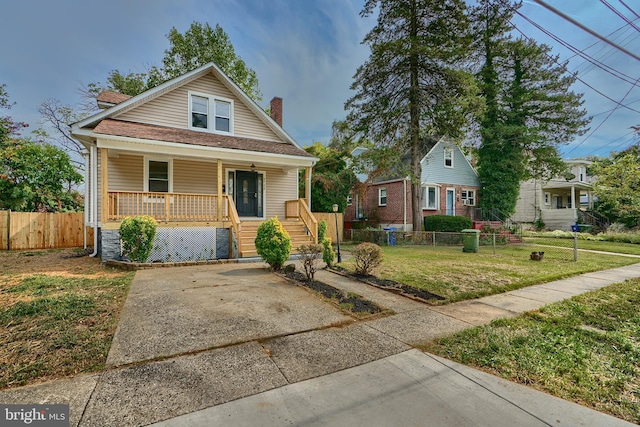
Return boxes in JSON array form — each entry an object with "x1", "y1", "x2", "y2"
[
  {"x1": 100, "y1": 148, "x2": 108, "y2": 224},
  {"x1": 305, "y1": 166, "x2": 312, "y2": 208},
  {"x1": 217, "y1": 159, "x2": 223, "y2": 221}
]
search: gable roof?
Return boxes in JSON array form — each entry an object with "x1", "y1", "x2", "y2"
[{"x1": 72, "y1": 62, "x2": 303, "y2": 151}]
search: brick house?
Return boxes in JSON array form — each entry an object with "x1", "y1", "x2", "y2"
[{"x1": 345, "y1": 138, "x2": 481, "y2": 231}]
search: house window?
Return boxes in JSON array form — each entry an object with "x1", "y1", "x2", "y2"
[
  {"x1": 422, "y1": 185, "x2": 438, "y2": 209},
  {"x1": 444, "y1": 148, "x2": 453, "y2": 168},
  {"x1": 544, "y1": 192, "x2": 550, "y2": 206},
  {"x1": 567, "y1": 196, "x2": 572, "y2": 208},
  {"x1": 191, "y1": 95, "x2": 208, "y2": 129},
  {"x1": 579, "y1": 167, "x2": 584, "y2": 182},
  {"x1": 347, "y1": 195, "x2": 353, "y2": 206},
  {"x1": 148, "y1": 160, "x2": 169, "y2": 192},
  {"x1": 461, "y1": 189, "x2": 475, "y2": 206},
  {"x1": 379, "y1": 188, "x2": 387, "y2": 206},
  {"x1": 189, "y1": 92, "x2": 233, "y2": 134}
]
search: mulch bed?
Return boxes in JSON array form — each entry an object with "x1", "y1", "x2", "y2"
[
  {"x1": 283, "y1": 270, "x2": 382, "y2": 315},
  {"x1": 331, "y1": 266, "x2": 445, "y2": 303}
]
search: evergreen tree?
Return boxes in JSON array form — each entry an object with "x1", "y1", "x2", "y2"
[
  {"x1": 347, "y1": 0, "x2": 478, "y2": 231},
  {"x1": 472, "y1": 0, "x2": 588, "y2": 217}
]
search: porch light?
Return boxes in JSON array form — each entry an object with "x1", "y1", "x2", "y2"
[
  {"x1": 332, "y1": 204, "x2": 342, "y2": 263},
  {"x1": 250, "y1": 163, "x2": 256, "y2": 172}
]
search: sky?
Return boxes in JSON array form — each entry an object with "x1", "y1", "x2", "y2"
[{"x1": 1, "y1": 0, "x2": 639, "y2": 159}]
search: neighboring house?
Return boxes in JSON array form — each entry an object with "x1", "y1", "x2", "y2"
[
  {"x1": 345, "y1": 138, "x2": 482, "y2": 231},
  {"x1": 512, "y1": 159, "x2": 594, "y2": 230},
  {"x1": 71, "y1": 62, "x2": 318, "y2": 262}
]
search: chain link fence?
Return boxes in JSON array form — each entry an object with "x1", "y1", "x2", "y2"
[{"x1": 345, "y1": 229, "x2": 579, "y2": 261}]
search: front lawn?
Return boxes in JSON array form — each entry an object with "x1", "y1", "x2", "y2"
[
  {"x1": 338, "y1": 244, "x2": 636, "y2": 304},
  {"x1": 0, "y1": 249, "x2": 134, "y2": 389},
  {"x1": 424, "y1": 278, "x2": 640, "y2": 424}
]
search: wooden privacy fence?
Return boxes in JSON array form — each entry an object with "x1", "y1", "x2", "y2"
[
  {"x1": 313, "y1": 212, "x2": 343, "y2": 243},
  {"x1": 0, "y1": 211, "x2": 93, "y2": 250}
]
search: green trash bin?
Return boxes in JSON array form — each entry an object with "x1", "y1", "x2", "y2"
[{"x1": 461, "y1": 229, "x2": 480, "y2": 253}]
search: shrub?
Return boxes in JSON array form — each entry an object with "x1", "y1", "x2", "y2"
[
  {"x1": 353, "y1": 242, "x2": 382, "y2": 275},
  {"x1": 318, "y1": 220, "x2": 328, "y2": 242},
  {"x1": 297, "y1": 243, "x2": 323, "y2": 280},
  {"x1": 119, "y1": 216, "x2": 157, "y2": 262},
  {"x1": 255, "y1": 217, "x2": 292, "y2": 270},
  {"x1": 424, "y1": 215, "x2": 472, "y2": 232},
  {"x1": 322, "y1": 237, "x2": 336, "y2": 267}
]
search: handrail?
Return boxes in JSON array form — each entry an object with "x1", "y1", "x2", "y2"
[
  {"x1": 107, "y1": 191, "x2": 222, "y2": 222},
  {"x1": 298, "y1": 199, "x2": 318, "y2": 243},
  {"x1": 225, "y1": 195, "x2": 242, "y2": 256}
]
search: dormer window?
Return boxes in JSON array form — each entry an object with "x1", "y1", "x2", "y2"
[
  {"x1": 189, "y1": 92, "x2": 233, "y2": 134},
  {"x1": 444, "y1": 148, "x2": 453, "y2": 168}
]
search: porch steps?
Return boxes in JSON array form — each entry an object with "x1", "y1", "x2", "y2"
[{"x1": 239, "y1": 220, "x2": 315, "y2": 258}]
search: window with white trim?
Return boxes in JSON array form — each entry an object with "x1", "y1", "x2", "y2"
[
  {"x1": 144, "y1": 158, "x2": 173, "y2": 193},
  {"x1": 189, "y1": 92, "x2": 233, "y2": 134},
  {"x1": 444, "y1": 148, "x2": 453, "y2": 168},
  {"x1": 544, "y1": 192, "x2": 550, "y2": 205},
  {"x1": 378, "y1": 188, "x2": 387, "y2": 206},
  {"x1": 422, "y1": 185, "x2": 438, "y2": 209},
  {"x1": 461, "y1": 189, "x2": 475, "y2": 206}
]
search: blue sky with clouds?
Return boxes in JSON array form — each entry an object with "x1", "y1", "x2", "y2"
[{"x1": 1, "y1": 0, "x2": 638, "y2": 158}]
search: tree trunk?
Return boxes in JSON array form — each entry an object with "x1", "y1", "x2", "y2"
[{"x1": 409, "y1": 0, "x2": 423, "y2": 232}]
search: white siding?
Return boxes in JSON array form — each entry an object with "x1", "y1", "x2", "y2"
[
  {"x1": 108, "y1": 154, "x2": 144, "y2": 191},
  {"x1": 265, "y1": 168, "x2": 298, "y2": 218},
  {"x1": 115, "y1": 73, "x2": 282, "y2": 141}
]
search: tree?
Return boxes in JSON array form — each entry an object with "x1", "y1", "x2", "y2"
[
  {"x1": 472, "y1": 0, "x2": 588, "y2": 217},
  {"x1": 88, "y1": 22, "x2": 261, "y2": 101},
  {"x1": 591, "y1": 145, "x2": 640, "y2": 228},
  {"x1": 0, "y1": 139, "x2": 83, "y2": 212},
  {"x1": 302, "y1": 142, "x2": 357, "y2": 213},
  {"x1": 346, "y1": 0, "x2": 479, "y2": 231},
  {"x1": 0, "y1": 84, "x2": 28, "y2": 145}
]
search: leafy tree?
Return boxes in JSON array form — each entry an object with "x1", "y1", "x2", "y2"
[
  {"x1": 0, "y1": 84, "x2": 28, "y2": 145},
  {"x1": 346, "y1": 0, "x2": 479, "y2": 231},
  {"x1": 591, "y1": 145, "x2": 640, "y2": 228},
  {"x1": 302, "y1": 142, "x2": 357, "y2": 213},
  {"x1": 89, "y1": 22, "x2": 261, "y2": 102},
  {"x1": 472, "y1": 0, "x2": 588, "y2": 217},
  {"x1": 0, "y1": 139, "x2": 83, "y2": 212}
]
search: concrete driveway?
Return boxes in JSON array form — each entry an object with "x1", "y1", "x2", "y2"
[{"x1": 107, "y1": 263, "x2": 352, "y2": 366}]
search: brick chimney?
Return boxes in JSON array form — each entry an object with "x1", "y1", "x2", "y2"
[{"x1": 270, "y1": 97, "x2": 283, "y2": 127}]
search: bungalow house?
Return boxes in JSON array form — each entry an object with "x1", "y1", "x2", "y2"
[
  {"x1": 345, "y1": 138, "x2": 481, "y2": 231},
  {"x1": 71, "y1": 62, "x2": 318, "y2": 262},
  {"x1": 512, "y1": 158, "x2": 596, "y2": 230}
]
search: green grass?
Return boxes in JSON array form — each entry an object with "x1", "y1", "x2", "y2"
[
  {"x1": 423, "y1": 279, "x2": 640, "y2": 424},
  {"x1": 0, "y1": 271, "x2": 134, "y2": 389},
  {"x1": 339, "y1": 244, "x2": 636, "y2": 304}
]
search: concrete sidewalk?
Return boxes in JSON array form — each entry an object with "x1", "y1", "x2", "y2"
[{"x1": 1, "y1": 262, "x2": 640, "y2": 426}]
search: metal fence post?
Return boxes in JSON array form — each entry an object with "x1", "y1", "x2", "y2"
[
  {"x1": 493, "y1": 233, "x2": 496, "y2": 255},
  {"x1": 433, "y1": 231, "x2": 436, "y2": 248}
]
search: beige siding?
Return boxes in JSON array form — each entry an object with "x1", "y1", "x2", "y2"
[
  {"x1": 513, "y1": 179, "x2": 540, "y2": 223},
  {"x1": 108, "y1": 154, "x2": 144, "y2": 191},
  {"x1": 173, "y1": 159, "x2": 217, "y2": 194},
  {"x1": 116, "y1": 73, "x2": 282, "y2": 141},
  {"x1": 265, "y1": 168, "x2": 298, "y2": 219}
]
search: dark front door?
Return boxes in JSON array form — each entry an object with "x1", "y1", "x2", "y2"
[{"x1": 236, "y1": 171, "x2": 259, "y2": 217}]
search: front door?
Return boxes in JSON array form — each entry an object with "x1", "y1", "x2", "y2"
[
  {"x1": 446, "y1": 189, "x2": 455, "y2": 216},
  {"x1": 236, "y1": 171, "x2": 259, "y2": 217}
]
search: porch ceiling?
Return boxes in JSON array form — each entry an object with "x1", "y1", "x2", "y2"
[{"x1": 542, "y1": 180, "x2": 591, "y2": 191}]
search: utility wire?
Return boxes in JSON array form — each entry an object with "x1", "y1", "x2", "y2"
[
  {"x1": 531, "y1": 0, "x2": 640, "y2": 62},
  {"x1": 516, "y1": 11, "x2": 639, "y2": 86},
  {"x1": 600, "y1": 0, "x2": 640, "y2": 33},
  {"x1": 618, "y1": 0, "x2": 640, "y2": 21}
]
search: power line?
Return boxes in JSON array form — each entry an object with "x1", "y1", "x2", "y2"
[
  {"x1": 531, "y1": 0, "x2": 640, "y2": 62},
  {"x1": 618, "y1": 0, "x2": 640, "y2": 21},
  {"x1": 600, "y1": 0, "x2": 640, "y2": 33}
]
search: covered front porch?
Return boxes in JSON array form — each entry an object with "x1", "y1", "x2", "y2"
[
  {"x1": 540, "y1": 181, "x2": 592, "y2": 231},
  {"x1": 90, "y1": 142, "x2": 317, "y2": 260}
]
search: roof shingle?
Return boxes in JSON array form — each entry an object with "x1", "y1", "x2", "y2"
[
  {"x1": 93, "y1": 119, "x2": 314, "y2": 158},
  {"x1": 96, "y1": 91, "x2": 132, "y2": 105}
]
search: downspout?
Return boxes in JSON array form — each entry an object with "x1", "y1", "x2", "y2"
[
  {"x1": 82, "y1": 150, "x2": 89, "y2": 249},
  {"x1": 90, "y1": 145, "x2": 99, "y2": 257}
]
